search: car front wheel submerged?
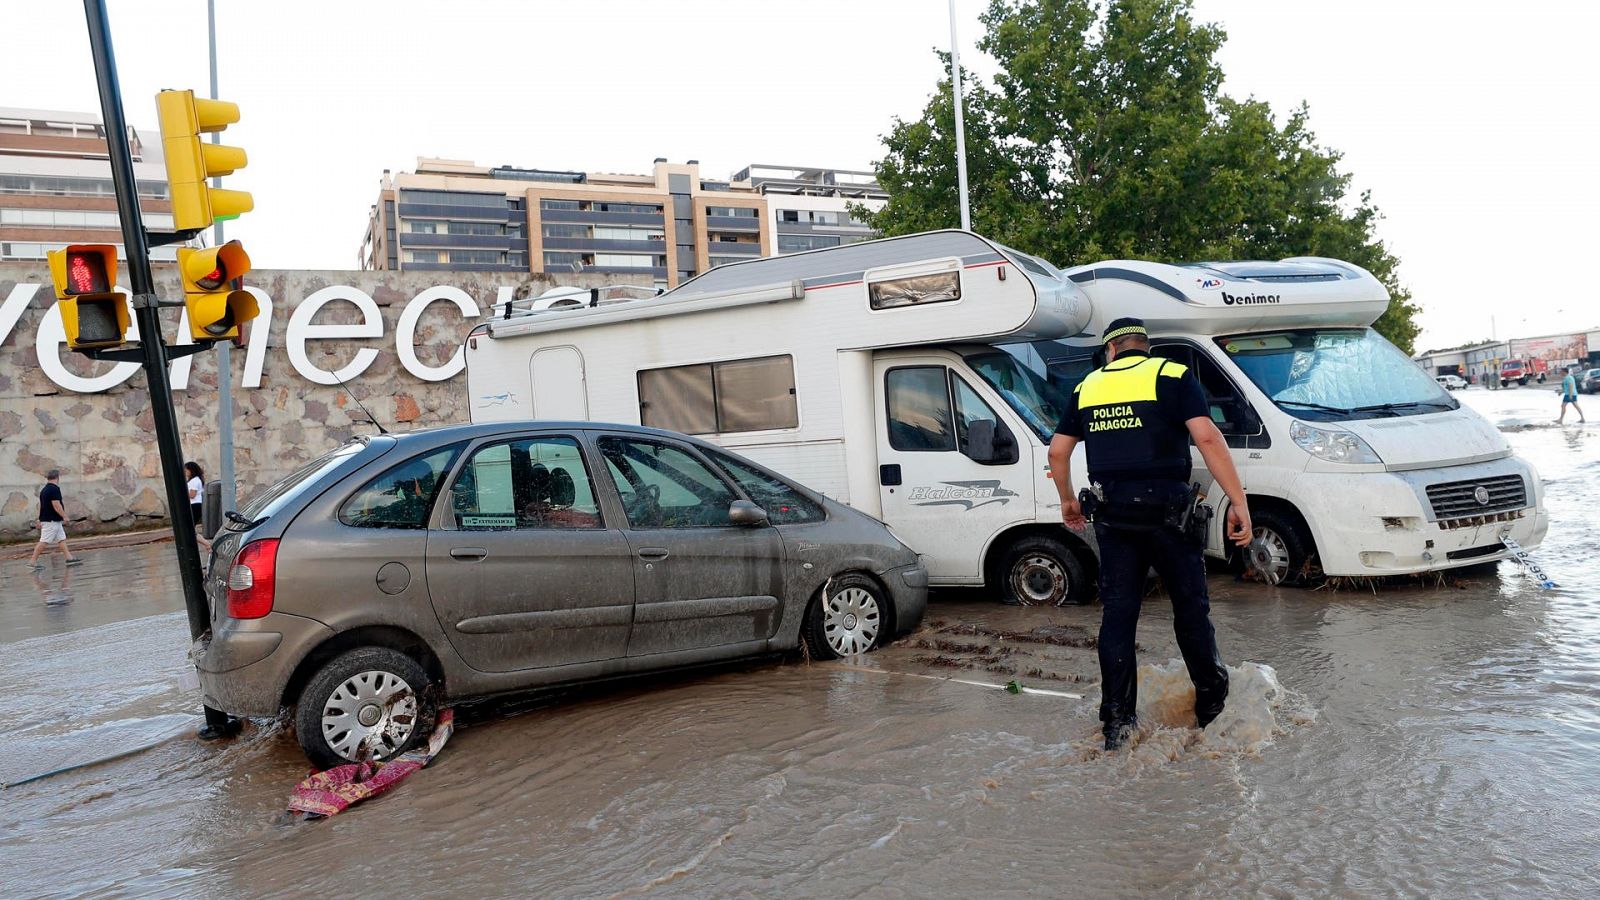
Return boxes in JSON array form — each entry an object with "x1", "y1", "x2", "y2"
[
  {"x1": 294, "y1": 647, "x2": 436, "y2": 770},
  {"x1": 804, "y1": 573, "x2": 886, "y2": 659}
]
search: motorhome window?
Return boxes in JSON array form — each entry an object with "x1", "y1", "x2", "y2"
[
  {"x1": 340, "y1": 445, "x2": 462, "y2": 530},
  {"x1": 968, "y1": 350, "x2": 1071, "y2": 443},
  {"x1": 1222, "y1": 328, "x2": 1458, "y2": 421},
  {"x1": 704, "y1": 449, "x2": 824, "y2": 525},
  {"x1": 598, "y1": 437, "x2": 739, "y2": 529},
  {"x1": 1002, "y1": 250, "x2": 1055, "y2": 280},
  {"x1": 868, "y1": 271, "x2": 961, "y2": 310},
  {"x1": 886, "y1": 367, "x2": 956, "y2": 451},
  {"x1": 1153, "y1": 344, "x2": 1257, "y2": 434},
  {"x1": 638, "y1": 356, "x2": 798, "y2": 434},
  {"x1": 449, "y1": 436, "x2": 601, "y2": 530}
]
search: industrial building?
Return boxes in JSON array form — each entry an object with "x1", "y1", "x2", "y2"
[{"x1": 360, "y1": 158, "x2": 886, "y2": 289}]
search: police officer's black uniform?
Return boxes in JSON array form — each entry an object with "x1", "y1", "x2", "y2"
[{"x1": 1055, "y1": 318, "x2": 1229, "y2": 748}]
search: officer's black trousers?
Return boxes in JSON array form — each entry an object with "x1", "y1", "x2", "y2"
[{"x1": 1093, "y1": 521, "x2": 1229, "y2": 730}]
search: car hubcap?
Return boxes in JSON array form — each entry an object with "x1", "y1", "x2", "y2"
[
  {"x1": 824, "y1": 586, "x2": 880, "y2": 656},
  {"x1": 1012, "y1": 553, "x2": 1068, "y2": 606},
  {"x1": 322, "y1": 670, "x2": 418, "y2": 762},
  {"x1": 1250, "y1": 527, "x2": 1292, "y2": 586}
]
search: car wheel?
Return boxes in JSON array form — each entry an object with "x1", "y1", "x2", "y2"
[
  {"x1": 996, "y1": 534, "x2": 1092, "y2": 606},
  {"x1": 804, "y1": 573, "x2": 885, "y2": 659},
  {"x1": 294, "y1": 647, "x2": 435, "y2": 770},
  {"x1": 1247, "y1": 509, "x2": 1318, "y2": 588}
]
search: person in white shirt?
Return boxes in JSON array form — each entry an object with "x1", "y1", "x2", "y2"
[{"x1": 185, "y1": 461, "x2": 211, "y2": 551}]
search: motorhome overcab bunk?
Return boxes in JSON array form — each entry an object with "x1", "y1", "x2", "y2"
[
  {"x1": 465, "y1": 230, "x2": 1547, "y2": 596},
  {"x1": 466, "y1": 230, "x2": 1105, "y2": 604}
]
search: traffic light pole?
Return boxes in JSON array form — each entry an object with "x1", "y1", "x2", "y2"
[{"x1": 83, "y1": 0, "x2": 237, "y2": 739}]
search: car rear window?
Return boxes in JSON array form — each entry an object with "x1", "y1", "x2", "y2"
[{"x1": 239, "y1": 442, "x2": 365, "y2": 520}]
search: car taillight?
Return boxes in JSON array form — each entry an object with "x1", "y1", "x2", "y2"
[{"x1": 227, "y1": 538, "x2": 278, "y2": 619}]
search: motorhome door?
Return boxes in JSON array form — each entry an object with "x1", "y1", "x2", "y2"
[{"x1": 874, "y1": 357, "x2": 1033, "y2": 581}]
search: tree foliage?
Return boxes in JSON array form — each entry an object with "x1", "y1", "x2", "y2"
[{"x1": 864, "y1": 0, "x2": 1420, "y2": 351}]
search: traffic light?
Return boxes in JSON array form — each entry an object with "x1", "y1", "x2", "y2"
[
  {"x1": 177, "y1": 240, "x2": 258, "y2": 342},
  {"x1": 156, "y1": 89, "x2": 253, "y2": 231},
  {"x1": 47, "y1": 245, "x2": 130, "y2": 349}
]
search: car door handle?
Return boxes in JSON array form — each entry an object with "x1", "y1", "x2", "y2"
[
  {"x1": 637, "y1": 548, "x2": 670, "y2": 560},
  {"x1": 449, "y1": 547, "x2": 488, "y2": 560}
]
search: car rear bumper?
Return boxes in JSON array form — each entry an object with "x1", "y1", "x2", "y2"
[
  {"x1": 885, "y1": 563, "x2": 929, "y2": 635},
  {"x1": 193, "y1": 611, "x2": 334, "y2": 717}
]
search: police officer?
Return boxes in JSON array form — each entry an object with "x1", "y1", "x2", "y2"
[{"x1": 1047, "y1": 317, "x2": 1253, "y2": 750}]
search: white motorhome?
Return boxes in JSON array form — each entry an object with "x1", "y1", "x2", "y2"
[
  {"x1": 1037, "y1": 257, "x2": 1547, "y2": 582},
  {"x1": 464, "y1": 230, "x2": 1547, "y2": 596}
]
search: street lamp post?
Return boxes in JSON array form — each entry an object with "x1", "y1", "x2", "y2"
[{"x1": 948, "y1": 0, "x2": 971, "y2": 231}]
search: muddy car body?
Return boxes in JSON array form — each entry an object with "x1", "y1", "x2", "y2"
[{"x1": 194, "y1": 422, "x2": 926, "y2": 767}]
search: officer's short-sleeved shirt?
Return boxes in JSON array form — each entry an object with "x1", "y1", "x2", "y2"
[{"x1": 1055, "y1": 351, "x2": 1209, "y2": 483}]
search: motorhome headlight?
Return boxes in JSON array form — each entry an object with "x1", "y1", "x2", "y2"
[{"x1": 1289, "y1": 420, "x2": 1382, "y2": 464}]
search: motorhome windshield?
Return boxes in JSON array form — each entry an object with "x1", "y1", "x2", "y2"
[
  {"x1": 1221, "y1": 328, "x2": 1459, "y2": 421},
  {"x1": 967, "y1": 350, "x2": 1071, "y2": 441}
]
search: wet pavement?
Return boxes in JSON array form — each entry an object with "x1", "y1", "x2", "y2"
[{"x1": 3, "y1": 386, "x2": 1598, "y2": 897}]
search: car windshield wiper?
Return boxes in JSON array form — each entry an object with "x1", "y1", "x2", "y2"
[
  {"x1": 1276, "y1": 400, "x2": 1354, "y2": 415},
  {"x1": 1351, "y1": 400, "x2": 1455, "y2": 413}
]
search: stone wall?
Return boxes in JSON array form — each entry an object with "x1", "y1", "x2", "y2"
[{"x1": 0, "y1": 264, "x2": 647, "y2": 541}]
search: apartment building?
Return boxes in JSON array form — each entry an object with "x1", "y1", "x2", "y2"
[
  {"x1": 362, "y1": 158, "x2": 885, "y2": 289},
  {"x1": 0, "y1": 107, "x2": 179, "y2": 262}
]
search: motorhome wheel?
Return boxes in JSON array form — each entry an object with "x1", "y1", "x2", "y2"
[{"x1": 996, "y1": 535, "x2": 1091, "y2": 606}]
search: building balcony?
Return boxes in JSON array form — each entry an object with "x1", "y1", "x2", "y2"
[
  {"x1": 538, "y1": 209, "x2": 666, "y2": 227},
  {"x1": 399, "y1": 232, "x2": 512, "y2": 249},
  {"x1": 541, "y1": 237, "x2": 668, "y2": 253},
  {"x1": 704, "y1": 215, "x2": 761, "y2": 232},
  {"x1": 706, "y1": 240, "x2": 762, "y2": 254},
  {"x1": 396, "y1": 202, "x2": 510, "y2": 221}
]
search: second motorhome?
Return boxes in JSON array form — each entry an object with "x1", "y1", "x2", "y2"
[{"x1": 465, "y1": 230, "x2": 1547, "y2": 599}]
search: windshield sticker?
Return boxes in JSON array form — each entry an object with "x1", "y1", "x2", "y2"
[
  {"x1": 461, "y1": 515, "x2": 517, "y2": 528},
  {"x1": 908, "y1": 480, "x2": 1018, "y2": 511}
]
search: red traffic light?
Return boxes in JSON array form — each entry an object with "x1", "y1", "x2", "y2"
[
  {"x1": 65, "y1": 251, "x2": 111, "y2": 295},
  {"x1": 196, "y1": 265, "x2": 227, "y2": 290}
]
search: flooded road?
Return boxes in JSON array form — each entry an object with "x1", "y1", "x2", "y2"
[{"x1": 3, "y1": 386, "x2": 1598, "y2": 897}]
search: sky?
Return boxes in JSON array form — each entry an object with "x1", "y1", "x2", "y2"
[{"x1": 5, "y1": 0, "x2": 1597, "y2": 351}]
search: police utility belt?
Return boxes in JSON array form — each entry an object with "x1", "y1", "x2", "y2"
[{"x1": 1078, "y1": 480, "x2": 1212, "y2": 545}]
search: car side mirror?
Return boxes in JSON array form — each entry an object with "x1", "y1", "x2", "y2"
[
  {"x1": 728, "y1": 500, "x2": 769, "y2": 527},
  {"x1": 964, "y1": 419, "x2": 1017, "y2": 464}
]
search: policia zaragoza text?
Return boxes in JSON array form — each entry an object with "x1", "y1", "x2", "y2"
[{"x1": 1048, "y1": 317, "x2": 1254, "y2": 751}]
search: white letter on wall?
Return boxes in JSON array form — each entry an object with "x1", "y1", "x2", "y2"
[
  {"x1": 286, "y1": 286, "x2": 381, "y2": 386},
  {"x1": 395, "y1": 286, "x2": 478, "y2": 382}
]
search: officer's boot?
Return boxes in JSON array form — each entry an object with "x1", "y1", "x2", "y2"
[{"x1": 1103, "y1": 717, "x2": 1137, "y2": 752}]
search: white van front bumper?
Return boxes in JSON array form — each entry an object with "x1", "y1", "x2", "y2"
[{"x1": 1293, "y1": 457, "x2": 1548, "y2": 576}]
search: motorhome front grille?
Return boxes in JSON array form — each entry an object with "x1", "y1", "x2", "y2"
[{"x1": 1426, "y1": 475, "x2": 1527, "y2": 520}]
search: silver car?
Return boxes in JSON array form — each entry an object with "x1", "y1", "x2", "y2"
[{"x1": 195, "y1": 422, "x2": 927, "y2": 768}]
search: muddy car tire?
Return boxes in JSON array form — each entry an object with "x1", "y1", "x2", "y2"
[
  {"x1": 996, "y1": 535, "x2": 1092, "y2": 606},
  {"x1": 1248, "y1": 509, "x2": 1318, "y2": 588},
  {"x1": 803, "y1": 573, "x2": 886, "y2": 659},
  {"x1": 294, "y1": 647, "x2": 436, "y2": 770}
]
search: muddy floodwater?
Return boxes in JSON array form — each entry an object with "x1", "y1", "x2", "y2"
[{"x1": 3, "y1": 387, "x2": 1598, "y2": 897}]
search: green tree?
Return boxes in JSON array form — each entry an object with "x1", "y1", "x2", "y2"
[{"x1": 864, "y1": 0, "x2": 1420, "y2": 351}]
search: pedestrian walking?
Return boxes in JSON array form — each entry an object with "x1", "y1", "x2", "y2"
[
  {"x1": 1557, "y1": 367, "x2": 1585, "y2": 425},
  {"x1": 186, "y1": 461, "x2": 211, "y2": 551},
  {"x1": 27, "y1": 469, "x2": 82, "y2": 569},
  {"x1": 1047, "y1": 318, "x2": 1253, "y2": 750}
]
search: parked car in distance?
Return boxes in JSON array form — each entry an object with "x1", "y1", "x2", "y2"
[
  {"x1": 1435, "y1": 374, "x2": 1467, "y2": 390},
  {"x1": 1579, "y1": 368, "x2": 1600, "y2": 394},
  {"x1": 195, "y1": 422, "x2": 928, "y2": 768}
]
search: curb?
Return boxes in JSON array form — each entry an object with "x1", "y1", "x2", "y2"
[{"x1": 0, "y1": 528, "x2": 173, "y2": 560}]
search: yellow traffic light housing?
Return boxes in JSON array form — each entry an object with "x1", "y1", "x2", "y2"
[
  {"x1": 47, "y1": 245, "x2": 130, "y2": 349},
  {"x1": 156, "y1": 89, "x2": 253, "y2": 231},
  {"x1": 177, "y1": 240, "x2": 259, "y2": 342}
]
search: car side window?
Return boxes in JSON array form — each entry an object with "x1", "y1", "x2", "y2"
[
  {"x1": 886, "y1": 366, "x2": 956, "y2": 451},
  {"x1": 598, "y1": 436, "x2": 739, "y2": 529},
  {"x1": 450, "y1": 435, "x2": 603, "y2": 530},
  {"x1": 339, "y1": 446, "x2": 460, "y2": 529},
  {"x1": 704, "y1": 449, "x2": 824, "y2": 525}
]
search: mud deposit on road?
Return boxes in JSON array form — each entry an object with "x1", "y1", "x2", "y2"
[{"x1": 3, "y1": 387, "x2": 1598, "y2": 897}]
